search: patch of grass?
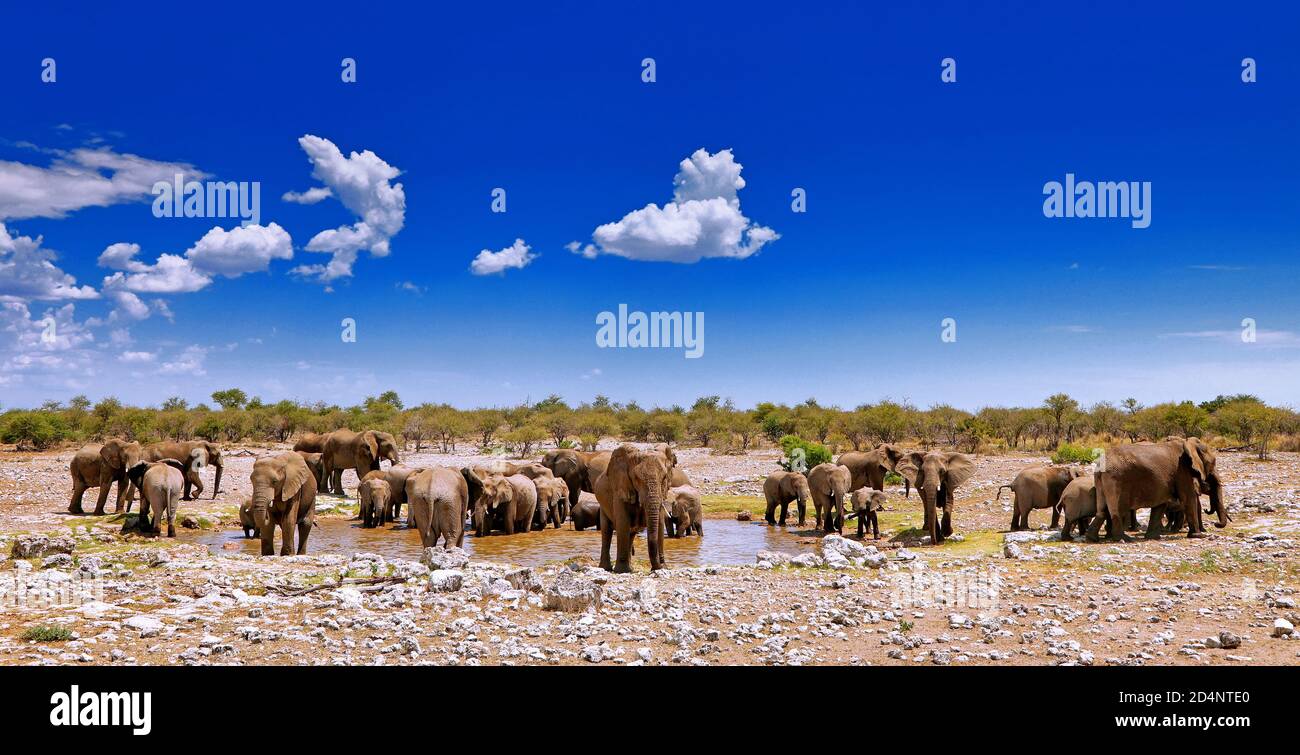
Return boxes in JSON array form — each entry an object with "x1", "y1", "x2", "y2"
[
  {"x1": 701, "y1": 494, "x2": 765, "y2": 517},
  {"x1": 898, "y1": 620, "x2": 914, "y2": 633},
  {"x1": 22, "y1": 625, "x2": 73, "y2": 642}
]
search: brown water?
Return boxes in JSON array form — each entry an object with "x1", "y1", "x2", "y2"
[{"x1": 188, "y1": 516, "x2": 818, "y2": 567}]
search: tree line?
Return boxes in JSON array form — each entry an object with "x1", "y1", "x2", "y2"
[{"x1": 1, "y1": 390, "x2": 1296, "y2": 460}]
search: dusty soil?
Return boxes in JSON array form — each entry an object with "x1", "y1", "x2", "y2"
[{"x1": 0, "y1": 444, "x2": 1296, "y2": 666}]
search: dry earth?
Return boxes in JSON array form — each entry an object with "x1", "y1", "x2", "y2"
[{"x1": 0, "y1": 444, "x2": 1296, "y2": 666}]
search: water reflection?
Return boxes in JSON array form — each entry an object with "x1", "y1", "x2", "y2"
[{"x1": 189, "y1": 516, "x2": 819, "y2": 567}]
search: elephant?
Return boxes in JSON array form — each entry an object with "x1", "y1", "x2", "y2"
[
  {"x1": 569, "y1": 493, "x2": 602, "y2": 531},
  {"x1": 125, "y1": 459, "x2": 191, "y2": 537},
  {"x1": 358, "y1": 476, "x2": 392, "y2": 528},
  {"x1": 763, "y1": 471, "x2": 811, "y2": 527},
  {"x1": 670, "y1": 467, "x2": 691, "y2": 487},
  {"x1": 239, "y1": 499, "x2": 257, "y2": 538},
  {"x1": 1059, "y1": 474, "x2": 1101, "y2": 541},
  {"x1": 359, "y1": 464, "x2": 424, "y2": 523},
  {"x1": 540, "y1": 449, "x2": 611, "y2": 513},
  {"x1": 847, "y1": 488, "x2": 888, "y2": 540},
  {"x1": 807, "y1": 463, "x2": 852, "y2": 533},
  {"x1": 465, "y1": 471, "x2": 536, "y2": 535},
  {"x1": 292, "y1": 432, "x2": 329, "y2": 453},
  {"x1": 144, "y1": 440, "x2": 223, "y2": 500},
  {"x1": 837, "y1": 444, "x2": 910, "y2": 497},
  {"x1": 1086, "y1": 437, "x2": 1228, "y2": 543},
  {"x1": 295, "y1": 451, "x2": 327, "y2": 493},
  {"x1": 321, "y1": 429, "x2": 400, "y2": 494},
  {"x1": 248, "y1": 452, "x2": 317, "y2": 556},
  {"x1": 533, "y1": 476, "x2": 571, "y2": 530},
  {"x1": 406, "y1": 467, "x2": 468, "y2": 549},
  {"x1": 665, "y1": 485, "x2": 703, "y2": 537},
  {"x1": 68, "y1": 439, "x2": 142, "y2": 515},
  {"x1": 999, "y1": 464, "x2": 1084, "y2": 531},
  {"x1": 485, "y1": 461, "x2": 554, "y2": 480},
  {"x1": 896, "y1": 451, "x2": 976, "y2": 545},
  {"x1": 595, "y1": 444, "x2": 677, "y2": 573}
]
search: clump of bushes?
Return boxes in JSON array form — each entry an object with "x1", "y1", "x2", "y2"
[
  {"x1": 0, "y1": 411, "x2": 69, "y2": 450},
  {"x1": 1051, "y1": 443, "x2": 1101, "y2": 464},
  {"x1": 778, "y1": 435, "x2": 832, "y2": 473},
  {"x1": 21, "y1": 625, "x2": 73, "y2": 642}
]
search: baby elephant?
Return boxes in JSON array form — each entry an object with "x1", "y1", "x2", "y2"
[
  {"x1": 358, "y1": 475, "x2": 393, "y2": 528},
  {"x1": 847, "y1": 488, "x2": 887, "y2": 539},
  {"x1": 570, "y1": 493, "x2": 602, "y2": 531},
  {"x1": 665, "y1": 485, "x2": 703, "y2": 537},
  {"x1": 1059, "y1": 474, "x2": 1100, "y2": 541},
  {"x1": 126, "y1": 460, "x2": 189, "y2": 537},
  {"x1": 239, "y1": 498, "x2": 257, "y2": 538}
]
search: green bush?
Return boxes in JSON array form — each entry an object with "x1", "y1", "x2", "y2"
[
  {"x1": 21, "y1": 625, "x2": 73, "y2": 642},
  {"x1": 778, "y1": 435, "x2": 832, "y2": 473},
  {"x1": 1051, "y1": 443, "x2": 1101, "y2": 464},
  {"x1": 1, "y1": 411, "x2": 68, "y2": 450}
]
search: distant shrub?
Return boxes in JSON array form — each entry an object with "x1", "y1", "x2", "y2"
[
  {"x1": 1, "y1": 411, "x2": 68, "y2": 450},
  {"x1": 1051, "y1": 443, "x2": 1101, "y2": 464},
  {"x1": 21, "y1": 625, "x2": 73, "y2": 642},
  {"x1": 778, "y1": 435, "x2": 832, "y2": 473}
]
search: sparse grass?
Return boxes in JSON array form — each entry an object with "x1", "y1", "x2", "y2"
[
  {"x1": 22, "y1": 625, "x2": 73, "y2": 642},
  {"x1": 898, "y1": 620, "x2": 914, "y2": 633}
]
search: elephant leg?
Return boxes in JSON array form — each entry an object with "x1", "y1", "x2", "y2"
[
  {"x1": 598, "y1": 515, "x2": 614, "y2": 571},
  {"x1": 1144, "y1": 505, "x2": 1165, "y2": 540},
  {"x1": 280, "y1": 517, "x2": 295, "y2": 556},
  {"x1": 940, "y1": 504, "x2": 953, "y2": 538},
  {"x1": 92, "y1": 471, "x2": 114, "y2": 515},
  {"x1": 68, "y1": 479, "x2": 87, "y2": 514},
  {"x1": 259, "y1": 519, "x2": 275, "y2": 556},
  {"x1": 1050, "y1": 505, "x2": 1061, "y2": 530},
  {"x1": 297, "y1": 519, "x2": 311, "y2": 555},
  {"x1": 613, "y1": 522, "x2": 633, "y2": 573},
  {"x1": 857, "y1": 514, "x2": 865, "y2": 539},
  {"x1": 764, "y1": 497, "x2": 777, "y2": 526},
  {"x1": 779, "y1": 501, "x2": 790, "y2": 527},
  {"x1": 1009, "y1": 508, "x2": 1020, "y2": 531},
  {"x1": 871, "y1": 511, "x2": 880, "y2": 540},
  {"x1": 1125, "y1": 510, "x2": 1141, "y2": 532}
]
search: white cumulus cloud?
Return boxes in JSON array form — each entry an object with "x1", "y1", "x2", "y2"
[
  {"x1": 569, "y1": 148, "x2": 778, "y2": 263},
  {"x1": 184, "y1": 223, "x2": 293, "y2": 277},
  {"x1": 281, "y1": 186, "x2": 333, "y2": 204},
  {"x1": 0, "y1": 146, "x2": 206, "y2": 221},
  {"x1": 469, "y1": 238, "x2": 536, "y2": 276},
  {"x1": 0, "y1": 224, "x2": 99, "y2": 302},
  {"x1": 289, "y1": 135, "x2": 405, "y2": 283}
]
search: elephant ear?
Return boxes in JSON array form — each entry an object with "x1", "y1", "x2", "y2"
[
  {"x1": 160, "y1": 459, "x2": 188, "y2": 476},
  {"x1": 871, "y1": 491, "x2": 888, "y2": 510},
  {"x1": 895, "y1": 452, "x2": 925, "y2": 487},
  {"x1": 1181, "y1": 438, "x2": 1208, "y2": 480},
  {"x1": 190, "y1": 447, "x2": 208, "y2": 470},
  {"x1": 943, "y1": 453, "x2": 976, "y2": 489},
  {"x1": 101, "y1": 442, "x2": 122, "y2": 469},
  {"x1": 603, "y1": 446, "x2": 637, "y2": 500},
  {"x1": 660, "y1": 444, "x2": 677, "y2": 469},
  {"x1": 361, "y1": 432, "x2": 379, "y2": 464},
  {"x1": 127, "y1": 462, "x2": 149, "y2": 489},
  {"x1": 879, "y1": 444, "x2": 904, "y2": 470},
  {"x1": 460, "y1": 467, "x2": 485, "y2": 505},
  {"x1": 281, "y1": 456, "x2": 311, "y2": 501}
]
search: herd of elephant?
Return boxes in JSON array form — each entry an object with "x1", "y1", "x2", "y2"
[{"x1": 61, "y1": 431, "x2": 1231, "y2": 567}]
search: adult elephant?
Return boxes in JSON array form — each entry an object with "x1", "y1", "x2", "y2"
[
  {"x1": 406, "y1": 467, "x2": 468, "y2": 549},
  {"x1": 1086, "y1": 437, "x2": 1227, "y2": 542},
  {"x1": 896, "y1": 451, "x2": 976, "y2": 545},
  {"x1": 837, "y1": 443, "x2": 909, "y2": 497},
  {"x1": 540, "y1": 449, "x2": 610, "y2": 513},
  {"x1": 68, "y1": 439, "x2": 142, "y2": 516},
  {"x1": 125, "y1": 459, "x2": 191, "y2": 537},
  {"x1": 249, "y1": 452, "x2": 317, "y2": 556},
  {"x1": 322, "y1": 430, "x2": 400, "y2": 494},
  {"x1": 144, "y1": 440, "x2": 223, "y2": 500},
  {"x1": 999, "y1": 465, "x2": 1084, "y2": 531},
  {"x1": 763, "y1": 471, "x2": 810, "y2": 527},
  {"x1": 292, "y1": 432, "x2": 330, "y2": 454},
  {"x1": 533, "y1": 476, "x2": 570, "y2": 529},
  {"x1": 807, "y1": 463, "x2": 852, "y2": 533},
  {"x1": 595, "y1": 444, "x2": 676, "y2": 573}
]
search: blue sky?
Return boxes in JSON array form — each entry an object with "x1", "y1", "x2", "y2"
[{"x1": 1, "y1": 1, "x2": 1297, "y2": 411}]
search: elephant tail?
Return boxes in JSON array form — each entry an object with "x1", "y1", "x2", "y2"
[{"x1": 995, "y1": 484, "x2": 1012, "y2": 500}]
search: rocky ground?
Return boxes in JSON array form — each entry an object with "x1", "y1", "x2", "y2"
[{"x1": 0, "y1": 443, "x2": 1296, "y2": 666}]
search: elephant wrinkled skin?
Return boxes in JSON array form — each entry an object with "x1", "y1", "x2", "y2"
[
  {"x1": 249, "y1": 452, "x2": 318, "y2": 556},
  {"x1": 1086, "y1": 437, "x2": 1228, "y2": 543},
  {"x1": 595, "y1": 444, "x2": 676, "y2": 572},
  {"x1": 407, "y1": 467, "x2": 468, "y2": 549}
]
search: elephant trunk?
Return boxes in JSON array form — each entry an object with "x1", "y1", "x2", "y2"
[
  {"x1": 922, "y1": 483, "x2": 939, "y2": 541},
  {"x1": 1208, "y1": 476, "x2": 1229, "y2": 527},
  {"x1": 646, "y1": 477, "x2": 662, "y2": 569}
]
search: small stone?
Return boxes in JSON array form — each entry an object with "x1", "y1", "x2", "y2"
[
  {"x1": 735, "y1": 510, "x2": 752, "y2": 521},
  {"x1": 1219, "y1": 631, "x2": 1241, "y2": 649},
  {"x1": 428, "y1": 570, "x2": 464, "y2": 593},
  {"x1": 543, "y1": 570, "x2": 602, "y2": 613},
  {"x1": 1273, "y1": 619, "x2": 1294, "y2": 638}
]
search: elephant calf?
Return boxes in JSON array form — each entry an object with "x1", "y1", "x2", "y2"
[
  {"x1": 569, "y1": 493, "x2": 602, "y2": 531},
  {"x1": 666, "y1": 485, "x2": 703, "y2": 537},
  {"x1": 763, "y1": 471, "x2": 810, "y2": 527},
  {"x1": 239, "y1": 499, "x2": 257, "y2": 538},
  {"x1": 358, "y1": 476, "x2": 392, "y2": 528},
  {"x1": 1059, "y1": 474, "x2": 1099, "y2": 541},
  {"x1": 847, "y1": 488, "x2": 887, "y2": 540},
  {"x1": 126, "y1": 460, "x2": 188, "y2": 537},
  {"x1": 1000, "y1": 465, "x2": 1083, "y2": 531},
  {"x1": 533, "y1": 476, "x2": 570, "y2": 530}
]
